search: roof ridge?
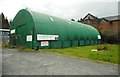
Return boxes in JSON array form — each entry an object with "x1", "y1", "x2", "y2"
[
  {"x1": 83, "y1": 13, "x2": 99, "y2": 20},
  {"x1": 99, "y1": 15, "x2": 119, "y2": 19}
]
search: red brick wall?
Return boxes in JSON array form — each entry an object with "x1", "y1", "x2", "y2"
[
  {"x1": 81, "y1": 20, "x2": 98, "y2": 29},
  {"x1": 98, "y1": 22, "x2": 109, "y2": 33},
  {"x1": 80, "y1": 19, "x2": 119, "y2": 36},
  {"x1": 109, "y1": 20, "x2": 120, "y2": 35}
]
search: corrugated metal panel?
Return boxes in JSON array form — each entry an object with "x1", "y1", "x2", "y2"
[{"x1": 10, "y1": 9, "x2": 101, "y2": 49}]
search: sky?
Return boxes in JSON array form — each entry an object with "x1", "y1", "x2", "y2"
[{"x1": 0, "y1": 0, "x2": 119, "y2": 21}]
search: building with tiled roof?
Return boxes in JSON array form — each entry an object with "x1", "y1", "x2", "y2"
[{"x1": 79, "y1": 13, "x2": 120, "y2": 36}]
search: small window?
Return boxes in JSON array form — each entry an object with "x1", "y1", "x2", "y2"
[
  {"x1": 50, "y1": 17, "x2": 54, "y2": 21},
  {"x1": 2, "y1": 32, "x2": 4, "y2": 34}
]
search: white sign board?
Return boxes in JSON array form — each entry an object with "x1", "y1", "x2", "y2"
[
  {"x1": 10, "y1": 29, "x2": 15, "y2": 34},
  {"x1": 37, "y1": 34, "x2": 59, "y2": 40},
  {"x1": 97, "y1": 35, "x2": 101, "y2": 39},
  {"x1": 26, "y1": 35, "x2": 32, "y2": 41},
  {"x1": 41, "y1": 41, "x2": 49, "y2": 46}
]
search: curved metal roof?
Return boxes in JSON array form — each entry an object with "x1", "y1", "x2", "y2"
[{"x1": 11, "y1": 9, "x2": 100, "y2": 41}]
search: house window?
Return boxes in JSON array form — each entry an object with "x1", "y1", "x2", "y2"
[
  {"x1": 110, "y1": 21, "x2": 113, "y2": 25},
  {"x1": 88, "y1": 20, "x2": 90, "y2": 24}
]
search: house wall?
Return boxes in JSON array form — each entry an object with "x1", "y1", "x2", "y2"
[
  {"x1": 109, "y1": 20, "x2": 119, "y2": 35},
  {"x1": 81, "y1": 19, "x2": 98, "y2": 29},
  {"x1": 80, "y1": 15, "x2": 119, "y2": 37},
  {"x1": 98, "y1": 21, "x2": 110, "y2": 34}
]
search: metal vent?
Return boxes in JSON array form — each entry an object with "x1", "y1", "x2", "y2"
[{"x1": 50, "y1": 17, "x2": 54, "y2": 21}]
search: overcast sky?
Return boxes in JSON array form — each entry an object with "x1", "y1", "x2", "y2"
[{"x1": 0, "y1": 0, "x2": 119, "y2": 21}]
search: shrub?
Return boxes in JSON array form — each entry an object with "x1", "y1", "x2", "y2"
[
  {"x1": 101, "y1": 34, "x2": 119, "y2": 44},
  {"x1": 97, "y1": 46, "x2": 109, "y2": 51},
  {"x1": 2, "y1": 42, "x2": 12, "y2": 48}
]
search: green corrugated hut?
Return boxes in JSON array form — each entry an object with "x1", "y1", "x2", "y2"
[{"x1": 10, "y1": 9, "x2": 101, "y2": 49}]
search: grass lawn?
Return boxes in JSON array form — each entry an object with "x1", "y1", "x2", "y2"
[{"x1": 42, "y1": 44, "x2": 119, "y2": 64}]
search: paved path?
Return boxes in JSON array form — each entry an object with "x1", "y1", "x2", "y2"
[{"x1": 2, "y1": 48, "x2": 118, "y2": 75}]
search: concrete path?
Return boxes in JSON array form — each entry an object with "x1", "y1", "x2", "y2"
[{"x1": 2, "y1": 48, "x2": 118, "y2": 75}]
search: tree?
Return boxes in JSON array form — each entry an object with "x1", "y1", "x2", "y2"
[{"x1": 0, "y1": 13, "x2": 10, "y2": 29}]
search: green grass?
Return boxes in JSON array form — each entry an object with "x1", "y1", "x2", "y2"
[
  {"x1": 20, "y1": 48, "x2": 36, "y2": 52},
  {"x1": 42, "y1": 44, "x2": 119, "y2": 64}
]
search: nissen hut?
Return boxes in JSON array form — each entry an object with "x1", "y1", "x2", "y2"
[{"x1": 10, "y1": 9, "x2": 101, "y2": 50}]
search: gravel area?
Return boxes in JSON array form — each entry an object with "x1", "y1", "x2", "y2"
[{"x1": 2, "y1": 48, "x2": 118, "y2": 75}]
